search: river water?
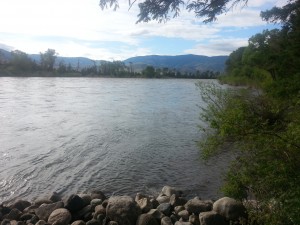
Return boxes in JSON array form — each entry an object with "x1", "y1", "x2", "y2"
[{"x1": 0, "y1": 77, "x2": 228, "y2": 203}]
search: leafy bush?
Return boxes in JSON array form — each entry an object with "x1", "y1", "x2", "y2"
[{"x1": 197, "y1": 81, "x2": 300, "y2": 225}]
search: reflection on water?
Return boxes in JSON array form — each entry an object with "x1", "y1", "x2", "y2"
[{"x1": 0, "y1": 77, "x2": 228, "y2": 202}]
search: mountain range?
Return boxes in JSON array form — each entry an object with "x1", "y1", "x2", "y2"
[{"x1": 0, "y1": 48, "x2": 228, "y2": 73}]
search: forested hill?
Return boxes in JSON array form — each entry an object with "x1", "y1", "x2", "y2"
[
  {"x1": 124, "y1": 55, "x2": 228, "y2": 72},
  {"x1": 0, "y1": 48, "x2": 228, "y2": 73}
]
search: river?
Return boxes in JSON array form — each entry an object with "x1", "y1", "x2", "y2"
[{"x1": 0, "y1": 77, "x2": 228, "y2": 203}]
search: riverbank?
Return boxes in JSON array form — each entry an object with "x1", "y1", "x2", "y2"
[{"x1": 0, "y1": 186, "x2": 247, "y2": 225}]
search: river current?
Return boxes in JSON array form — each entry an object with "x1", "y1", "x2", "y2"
[{"x1": 0, "y1": 77, "x2": 228, "y2": 203}]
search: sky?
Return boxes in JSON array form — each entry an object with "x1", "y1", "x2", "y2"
[{"x1": 0, "y1": 0, "x2": 286, "y2": 61}]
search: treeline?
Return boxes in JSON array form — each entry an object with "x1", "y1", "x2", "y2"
[
  {"x1": 0, "y1": 49, "x2": 219, "y2": 79},
  {"x1": 198, "y1": 1, "x2": 300, "y2": 224}
]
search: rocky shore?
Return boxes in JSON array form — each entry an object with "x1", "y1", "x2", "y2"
[{"x1": 0, "y1": 186, "x2": 247, "y2": 225}]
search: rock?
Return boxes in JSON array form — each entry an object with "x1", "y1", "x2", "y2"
[
  {"x1": 1, "y1": 219, "x2": 11, "y2": 225},
  {"x1": 135, "y1": 193, "x2": 149, "y2": 202},
  {"x1": 65, "y1": 195, "x2": 85, "y2": 213},
  {"x1": 90, "y1": 199, "x2": 102, "y2": 210},
  {"x1": 156, "y1": 195, "x2": 170, "y2": 204},
  {"x1": 170, "y1": 194, "x2": 187, "y2": 207},
  {"x1": 136, "y1": 198, "x2": 153, "y2": 213},
  {"x1": 147, "y1": 209, "x2": 165, "y2": 220},
  {"x1": 94, "y1": 205, "x2": 106, "y2": 215},
  {"x1": 199, "y1": 211, "x2": 227, "y2": 225},
  {"x1": 78, "y1": 194, "x2": 92, "y2": 207},
  {"x1": 101, "y1": 199, "x2": 108, "y2": 208},
  {"x1": 49, "y1": 192, "x2": 62, "y2": 203},
  {"x1": 35, "y1": 220, "x2": 48, "y2": 225},
  {"x1": 27, "y1": 215, "x2": 39, "y2": 224},
  {"x1": 161, "y1": 216, "x2": 173, "y2": 225},
  {"x1": 71, "y1": 220, "x2": 86, "y2": 225},
  {"x1": 150, "y1": 199, "x2": 159, "y2": 209},
  {"x1": 20, "y1": 213, "x2": 34, "y2": 221},
  {"x1": 136, "y1": 214, "x2": 159, "y2": 225},
  {"x1": 189, "y1": 214, "x2": 200, "y2": 225},
  {"x1": 23, "y1": 205, "x2": 39, "y2": 214},
  {"x1": 3, "y1": 208, "x2": 22, "y2": 220},
  {"x1": 174, "y1": 222, "x2": 192, "y2": 225},
  {"x1": 48, "y1": 208, "x2": 72, "y2": 225},
  {"x1": 106, "y1": 196, "x2": 141, "y2": 225},
  {"x1": 9, "y1": 200, "x2": 31, "y2": 212},
  {"x1": 157, "y1": 203, "x2": 172, "y2": 216},
  {"x1": 86, "y1": 219, "x2": 101, "y2": 225},
  {"x1": 90, "y1": 191, "x2": 106, "y2": 201},
  {"x1": 174, "y1": 206, "x2": 185, "y2": 215},
  {"x1": 34, "y1": 198, "x2": 53, "y2": 206},
  {"x1": 170, "y1": 214, "x2": 179, "y2": 224},
  {"x1": 107, "y1": 222, "x2": 118, "y2": 225},
  {"x1": 35, "y1": 201, "x2": 64, "y2": 221},
  {"x1": 212, "y1": 197, "x2": 246, "y2": 221},
  {"x1": 75, "y1": 205, "x2": 93, "y2": 222},
  {"x1": 161, "y1": 186, "x2": 179, "y2": 197},
  {"x1": 178, "y1": 210, "x2": 189, "y2": 221},
  {"x1": 184, "y1": 199, "x2": 212, "y2": 215}
]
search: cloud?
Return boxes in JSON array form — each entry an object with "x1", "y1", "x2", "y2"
[
  {"x1": 184, "y1": 38, "x2": 248, "y2": 56},
  {"x1": 0, "y1": 0, "x2": 278, "y2": 59}
]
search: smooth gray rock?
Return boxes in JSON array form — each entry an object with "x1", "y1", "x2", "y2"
[
  {"x1": 1, "y1": 219, "x2": 11, "y2": 225},
  {"x1": 189, "y1": 214, "x2": 200, "y2": 225},
  {"x1": 175, "y1": 221, "x2": 192, "y2": 225},
  {"x1": 86, "y1": 219, "x2": 101, "y2": 225},
  {"x1": 161, "y1": 186, "x2": 179, "y2": 197},
  {"x1": 48, "y1": 208, "x2": 72, "y2": 225},
  {"x1": 65, "y1": 195, "x2": 85, "y2": 213},
  {"x1": 212, "y1": 197, "x2": 246, "y2": 221},
  {"x1": 156, "y1": 194, "x2": 170, "y2": 204},
  {"x1": 3, "y1": 208, "x2": 22, "y2": 220},
  {"x1": 137, "y1": 198, "x2": 153, "y2": 213},
  {"x1": 35, "y1": 201, "x2": 64, "y2": 221},
  {"x1": 184, "y1": 199, "x2": 212, "y2": 215},
  {"x1": 147, "y1": 209, "x2": 165, "y2": 220},
  {"x1": 49, "y1": 192, "x2": 61, "y2": 203},
  {"x1": 199, "y1": 211, "x2": 227, "y2": 225},
  {"x1": 136, "y1": 214, "x2": 159, "y2": 225},
  {"x1": 90, "y1": 199, "x2": 102, "y2": 210},
  {"x1": 161, "y1": 216, "x2": 173, "y2": 225},
  {"x1": 20, "y1": 213, "x2": 34, "y2": 221},
  {"x1": 9, "y1": 200, "x2": 31, "y2": 212},
  {"x1": 107, "y1": 222, "x2": 118, "y2": 225},
  {"x1": 157, "y1": 203, "x2": 171, "y2": 216},
  {"x1": 71, "y1": 220, "x2": 86, "y2": 225},
  {"x1": 170, "y1": 194, "x2": 187, "y2": 207},
  {"x1": 174, "y1": 206, "x2": 185, "y2": 215},
  {"x1": 106, "y1": 196, "x2": 141, "y2": 225},
  {"x1": 178, "y1": 210, "x2": 189, "y2": 221},
  {"x1": 90, "y1": 191, "x2": 106, "y2": 201},
  {"x1": 35, "y1": 220, "x2": 48, "y2": 225},
  {"x1": 34, "y1": 198, "x2": 53, "y2": 206},
  {"x1": 78, "y1": 194, "x2": 92, "y2": 207}
]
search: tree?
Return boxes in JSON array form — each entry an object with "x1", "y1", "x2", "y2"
[
  {"x1": 99, "y1": 0, "x2": 248, "y2": 23},
  {"x1": 11, "y1": 50, "x2": 35, "y2": 71},
  {"x1": 142, "y1": 65, "x2": 155, "y2": 77},
  {"x1": 40, "y1": 49, "x2": 57, "y2": 71}
]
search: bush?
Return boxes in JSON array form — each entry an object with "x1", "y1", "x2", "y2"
[{"x1": 196, "y1": 81, "x2": 300, "y2": 225}]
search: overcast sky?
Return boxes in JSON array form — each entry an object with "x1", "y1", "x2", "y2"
[{"x1": 0, "y1": 0, "x2": 285, "y2": 60}]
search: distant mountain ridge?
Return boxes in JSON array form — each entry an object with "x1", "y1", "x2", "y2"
[
  {"x1": 1, "y1": 48, "x2": 228, "y2": 72},
  {"x1": 124, "y1": 54, "x2": 228, "y2": 73}
]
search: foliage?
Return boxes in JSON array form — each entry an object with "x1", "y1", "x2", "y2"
[
  {"x1": 197, "y1": 82, "x2": 300, "y2": 225},
  {"x1": 40, "y1": 49, "x2": 57, "y2": 71},
  {"x1": 198, "y1": 1, "x2": 300, "y2": 224},
  {"x1": 99, "y1": 0, "x2": 248, "y2": 23}
]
